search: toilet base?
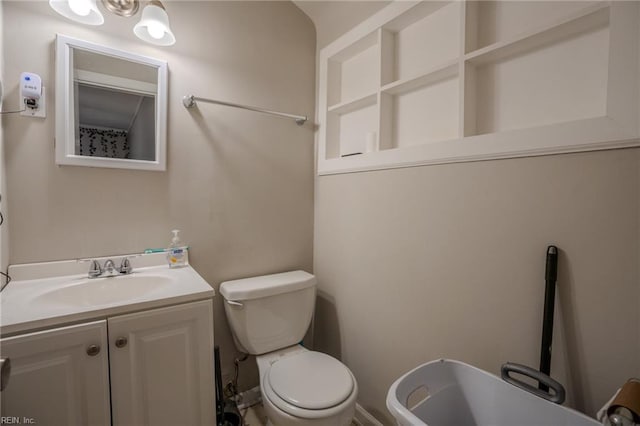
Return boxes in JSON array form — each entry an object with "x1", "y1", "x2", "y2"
[
  {"x1": 256, "y1": 345, "x2": 356, "y2": 426},
  {"x1": 261, "y1": 386, "x2": 355, "y2": 426}
]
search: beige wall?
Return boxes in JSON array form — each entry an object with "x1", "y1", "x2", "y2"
[
  {"x1": 2, "y1": 0, "x2": 315, "y2": 388},
  {"x1": 314, "y1": 148, "x2": 640, "y2": 423},
  {"x1": 293, "y1": 1, "x2": 390, "y2": 48},
  {"x1": 310, "y1": 2, "x2": 640, "y2": 423}
]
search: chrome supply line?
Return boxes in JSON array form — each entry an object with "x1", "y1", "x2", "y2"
[{"x1": 182, "y1": 95, "x2": 307, "y2": 126}]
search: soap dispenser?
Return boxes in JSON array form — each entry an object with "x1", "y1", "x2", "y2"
[{"x1": 167, "y1": 229, "x2": 188, "y2": 268}]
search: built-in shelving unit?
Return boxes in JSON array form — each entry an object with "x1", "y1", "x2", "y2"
[{"x1": 317, "y1": 0, "x2": 639, "y2": 175}]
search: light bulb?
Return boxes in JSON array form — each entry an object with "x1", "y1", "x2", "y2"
[
  {"x1": 133, "y1": 2, "x2": 175, "y2": 45},
  {"x1": 68, "y1": 0, "x2": 91, "y2": 16},
  {"x1": 146, "y1": 22, "x2": 165, "y2": 40}
]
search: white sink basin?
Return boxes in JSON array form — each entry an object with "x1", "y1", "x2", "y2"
[
  {"x1": 35, "y1": 274, "x2": 174, "y2": 307},
  {"x1": 1, "y1": 253, "x2": 215, "y2": 336}
]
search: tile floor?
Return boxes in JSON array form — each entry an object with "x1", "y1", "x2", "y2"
[{"x1": 241, "y1": 403, "x2": 268, "y2": 425}]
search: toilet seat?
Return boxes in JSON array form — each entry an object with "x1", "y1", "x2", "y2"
[{"x1": 262, "y1": 351, "x2": 357, "y2": 419}]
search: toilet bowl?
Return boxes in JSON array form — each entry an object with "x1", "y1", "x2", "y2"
[
  {"x1": 219, "y1": 271, "x2": 358, "y2": 426},
  {"x1": 257, "y1": 345, "x2": 357, "y2": 426}
]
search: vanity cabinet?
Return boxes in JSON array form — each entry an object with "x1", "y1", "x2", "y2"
[
  {"x1": 1, "y1": 299, "x2": 214, "y2": 426},
  {"x1": 0, "y1": 321, "x2": 111, "y2": 425},
  {"x1": 109, "y1": 299, "x2": 215, "y2": 426}
]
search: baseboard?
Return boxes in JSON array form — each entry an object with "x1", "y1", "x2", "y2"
[{"x1": 353, "y1": 403, "x2": 385, "y2": 426}]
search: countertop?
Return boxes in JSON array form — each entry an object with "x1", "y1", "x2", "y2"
[{"x1": 1, "y1": 253, "x2": 214, "y2": 337}]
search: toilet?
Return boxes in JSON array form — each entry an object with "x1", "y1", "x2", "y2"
[{"x1": 219, "y1": 270, "x2": 358, "y2": 426}]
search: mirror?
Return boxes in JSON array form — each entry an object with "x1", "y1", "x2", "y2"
[{"x1": 55, "y1": 34, "x2": 167, "y2": 171}]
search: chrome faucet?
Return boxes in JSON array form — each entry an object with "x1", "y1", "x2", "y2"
[
  {"x1": 102, "y1": 259, "x2": 119, "y2": 277},
  {"x1": 81, "y1": 256, "x2": 136, "y2": 279}
]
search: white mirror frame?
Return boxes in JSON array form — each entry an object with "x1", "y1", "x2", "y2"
[{"x1": 55, "y1": 34, "x2": 168, "y2": 171}]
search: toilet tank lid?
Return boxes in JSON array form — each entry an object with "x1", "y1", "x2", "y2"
[{"x1": 219, "y1": 270, "x2": 316, "y2": 301}]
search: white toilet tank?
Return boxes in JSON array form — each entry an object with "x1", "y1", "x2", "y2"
[{"x1": 219, "y1": 271, "x2": 317, "y2": 355}]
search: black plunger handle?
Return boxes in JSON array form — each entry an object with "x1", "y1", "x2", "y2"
[
  {"x1": 214, "y1": 346, "x2": 224, "y2": 424},
  {"x1": 539, "y1": 245, "x2": 558, "y2": 391}
]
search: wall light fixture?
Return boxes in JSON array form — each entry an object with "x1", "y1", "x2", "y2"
[{"x1": 49, "y1": 0, "x2": 176, "y2": 46}]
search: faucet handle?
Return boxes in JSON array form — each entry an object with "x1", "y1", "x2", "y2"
[
  {"x1": 80, "y1": 259, "x2": 102, "y2": 278},
  {"x1": 103, "y1": 259, "x2": 116, "y2": 274},
  {"x1": 119, "y1": 258, "x2": 132, "y2": 275},
  {"x1": 118, "y1": 255, "x2": 140, "y2": 275}
]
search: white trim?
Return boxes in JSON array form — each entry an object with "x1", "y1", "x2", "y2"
[
  {"x1": 354, "y1": 403, "x2": 384, "y2": 426},
  {"x1": 75, "y1": 70, "x2": 157, "y2": 96},
  {"x1": 319, "y1": 117, "x2": 639, "y2": 175}
]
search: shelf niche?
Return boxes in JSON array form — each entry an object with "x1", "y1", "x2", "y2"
[
  {"x1": 464, "y1": 5, "x2": 611, "y2": 136},
  {"x1": 381, "y1": 65, "x2": 460, "y2": 150},
  {"x1": 318, "y1": 0, "x2": 639, "y2": 175},
  {"x1": 326, "y1": 96, "x2": 378, "y2": 159},
  {"x1": 327, "y1": 31, "x2": 379, "y2": 108},
  {"x1": 381, "y1": 1, "x2": 461, "y2": 86},
  {"x1": 465, "y1": 1, "x2": 602, "y2": 53}
]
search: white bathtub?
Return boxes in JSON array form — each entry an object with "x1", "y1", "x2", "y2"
[{"x1": 386, "y1": 359, "x2": 599, "y2": 426}]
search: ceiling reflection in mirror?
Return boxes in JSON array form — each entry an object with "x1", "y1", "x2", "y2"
[{"x1": 72, "y1": 47, "x2": 158, "y2": 161}]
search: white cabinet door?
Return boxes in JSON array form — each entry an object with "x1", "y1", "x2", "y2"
[
  {"x1": 108, "y1": 299, "x2": 215, "y2": 426},
  {"x1": 0, "y1": 321, "x2": 111, "y2": 426}
]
